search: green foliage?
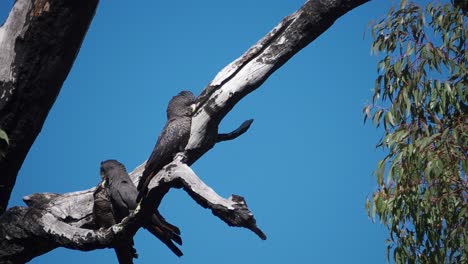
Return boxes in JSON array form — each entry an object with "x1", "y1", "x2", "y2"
[{"x1": 365, "y1": 1, "x2": 467, "y2": 263}]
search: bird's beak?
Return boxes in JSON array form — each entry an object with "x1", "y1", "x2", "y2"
[{"x1": 190, "y1": 103, "x2": 197, "y2": 114}]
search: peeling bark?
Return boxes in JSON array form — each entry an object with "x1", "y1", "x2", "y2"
[
  {"x1": 0, "y1": 0, "x2": 370, "y2": 262},
  {"x1": 186, "y1": 0, "x2": 370, "y2": 163}
]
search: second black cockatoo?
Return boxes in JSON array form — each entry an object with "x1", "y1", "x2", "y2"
[
  {"x1": 93, "y1": 180, "x2": 138, "y2": 264},
  {"x1": 99, "y1": 159, "x2": 183, "y2": 258}
]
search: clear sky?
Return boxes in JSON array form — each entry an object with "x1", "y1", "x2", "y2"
[{"x1": 1, "y1": 1, "x2": 440, "y2": 263}]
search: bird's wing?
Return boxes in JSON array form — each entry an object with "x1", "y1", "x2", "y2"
[
  {"x1": 110, "y1": 179, "x2": 138, "y2": 220},
  {"x1": 137, "y1": 119, "x2": 186, "y2": 198},
  {"x1": 117, "y1": 180, "x2": 138, "y2": 209}
]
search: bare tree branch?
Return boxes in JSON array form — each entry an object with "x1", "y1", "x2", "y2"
[
  {"x1": 145, "y1": 157, "x2": 266, "y2": 240},
  {"x1": 184, "y1": 0, "x2": 370, "y2": 163},
  {"x1": 0, "y1": 158, "x2": 264, "y2": 262},
  {"x1": 0, "y1": 0, "x2": 370, "y2": 262}
]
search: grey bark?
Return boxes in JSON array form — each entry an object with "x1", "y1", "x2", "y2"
[
  {"x1": 0, "y1": 161, "x2": 264, "y2": 263},
  {"x1": 0, "y1": 0, "x2": 370, "y2": 262},
  {"x1": 0, "y1": 0, "x2": 99, "y2": 214}
]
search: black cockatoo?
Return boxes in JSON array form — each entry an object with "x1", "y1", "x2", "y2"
[
  {"x1": 93, "y1": 180, "x2": 138, "y2": 264},
  {"x1": 98, "y1": 159, "x2": 183, "y2": 258},
  {"x1": 137, "y1": 91, "x2": 196, "y2": 201}
]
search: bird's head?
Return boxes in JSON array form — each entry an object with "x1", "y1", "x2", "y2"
[
  {"x1": 167, "y1": 91, "x2": 196, "y2": 119},
  {"x1": 100, "y1": 159, "x2": 127, "y2": 181}
]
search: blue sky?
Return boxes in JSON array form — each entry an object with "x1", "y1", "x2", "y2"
[{"x1": 0, "y1": 0, "x2": 436, "y2": 263}]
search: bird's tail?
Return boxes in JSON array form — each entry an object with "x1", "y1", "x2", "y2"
[
  {"x1": 136, "y1": 186, "x2": 146, "y2": 203},
  {"x1": 144, "y1": 210, "x2": 183, "y2": 257},
  {"x1": 114, "y1": 239, "x2": 138, "y2": 264},
  {"x1": 136, "y1": 171, "x2": 153, "y2": 202}
]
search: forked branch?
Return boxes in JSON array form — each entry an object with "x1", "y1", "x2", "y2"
[
  {"x1": 0, "y1": 159, "x2": 264, "y2": 262},
  {"x1": 0, "y1": 0, "x2": 370, "y2": 262},
  {"x1": 144, "y1": 156, "x2": 266, "y2": 240}
]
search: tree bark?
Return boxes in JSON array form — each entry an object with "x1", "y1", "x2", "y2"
[
  {"x1": 0, "y1": 0, "x2": 99, "y2": 214},
  {"x1": 185, "y1": 0, "x2": 370, "y2": 163},
  {"x1": 0, "y1": 0, "x2": 370, "y2": 262},
  {"x1": 0, "y1": 161, "x2": 265, "y2": 263}
]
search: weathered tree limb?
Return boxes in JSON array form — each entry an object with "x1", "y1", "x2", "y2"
[
  {"x1": 0, "y1": 159, "x2": 264, "y2": 262},
  {"x1": 0, "y1": 0, "x2": 370, "y2": 262},
  {"x1": 0, "y1": 0, "x2": 100, "y2": 214},
  {"x1": 145, "y1": 157, "x2": 266, "y2": 240},
  {"x1": 183, "y1": 0, "x2": 370, "y2": 164},
  {"x1": 143, "y1": 0, "x2": 369, "y2": 250}
]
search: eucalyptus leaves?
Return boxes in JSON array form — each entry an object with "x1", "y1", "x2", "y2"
[{"x1": 365, "y1": 1, "x2": 467, "y2": 263}]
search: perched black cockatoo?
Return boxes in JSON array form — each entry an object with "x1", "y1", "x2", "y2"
[
  {"x1": 137, "y1": 91, "x2": 196, "y2": 201},
  {"x1": 93, "y1": 180, "x2": 138, "y2": 264},
  {"x1": 99, "y1": 159, "x2": 183, "y2": 257}
]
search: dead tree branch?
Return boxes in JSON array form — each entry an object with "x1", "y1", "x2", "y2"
[
  {"x1": 0, "y1": 0, "x2": 370, "y2": 262},
  {"x1": 0, "y1": 159, "x2": 264, "y2": 262},
  {"x1": 144, "y1": 157, "x2": 266, "y2": 240},
  {"x1": 184, "y1": 0, "x2": 370, "y2": 164}
]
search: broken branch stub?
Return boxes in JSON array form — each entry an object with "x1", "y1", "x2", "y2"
[{"x1": 216, "y1": 119, "x2": 254, "y2": 143}]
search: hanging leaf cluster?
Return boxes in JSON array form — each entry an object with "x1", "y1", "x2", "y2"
[{"x1": 364, "y1": 1, "x2": 467, "y2": 263}]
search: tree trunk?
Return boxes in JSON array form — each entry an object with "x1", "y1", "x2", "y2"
[
  {"x1": 0, "y1": 0, "x2": 99, "y2": 214},
  {"x1": 0, "y1": 0, "x2": 370, "y2": 262}
]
